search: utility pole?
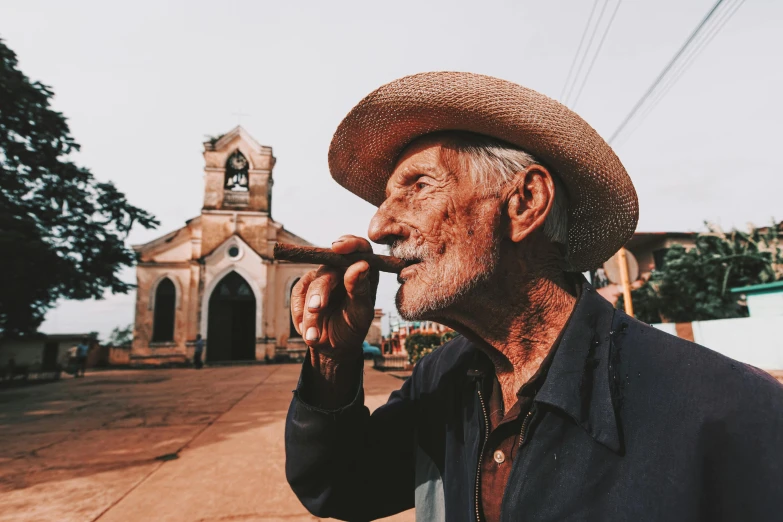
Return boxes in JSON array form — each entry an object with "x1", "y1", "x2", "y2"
[{"x1": 618, "y1": 247, "x2": 634, "y2": 316}]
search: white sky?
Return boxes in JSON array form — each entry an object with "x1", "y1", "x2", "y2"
[{"x1": 1, "y1": 0, "x2": 781, "y2": 339}]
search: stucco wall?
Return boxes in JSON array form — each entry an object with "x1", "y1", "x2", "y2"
[
  {"x1": 149, "y1": 240, "x2": 192, "y2": 263},
  {"x1": 747, "y1": 291, "x2": 783, "y2": 318},
  {"x1": 200, "y1": 213, "x2": 273, "y2": 260},
  {"x1": 268, "y1": 262, "x2": 319, "y2": 354},
  {"x1": 132, "y1": 266, "x2": 193, "y2": 363},
  {"x1": 2, "y1": 340, "x2": 59, "y2": 367},
  {"x1": 653, "y1": 315, "x2": 783, "y2": 370},
  {"x1": 0, "y1": 338, "x2": 90, "y2": 368},
  {"x1": 199, "y1": 237, "x2": 267, "y2": 344}
]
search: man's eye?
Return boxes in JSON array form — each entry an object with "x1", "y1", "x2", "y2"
[{"x1": 416, "y1": 181, "x2": 428, "y2": 190}]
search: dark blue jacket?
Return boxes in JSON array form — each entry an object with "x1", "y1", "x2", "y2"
[{"x1": 285, "y1": 282, "x2": 783, "y2": 521}]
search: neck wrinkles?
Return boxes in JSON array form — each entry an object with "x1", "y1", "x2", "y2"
[{"x1": 439, "y1": 265, "x2": 577, "y2": 410}]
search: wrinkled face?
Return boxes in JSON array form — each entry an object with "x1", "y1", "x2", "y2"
[{"x1": 368, "y1": 139, "x2": 503, "y2": 320}]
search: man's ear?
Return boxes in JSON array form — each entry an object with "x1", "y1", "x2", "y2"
[{"x1": 505, "y1": 165, "x2": 556, "y2": 244}]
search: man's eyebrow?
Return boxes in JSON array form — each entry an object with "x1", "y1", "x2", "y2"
[
  {"x1": 385, "y1": 163, "x2": 444, "y2": 196},
  {"x1": 397, "y1": 163, "x2": 440, "y2": 177}
]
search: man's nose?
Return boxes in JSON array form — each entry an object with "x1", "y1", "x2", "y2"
[{"x1": 368, "y1": 201, "x2": 408, "y2": 245}]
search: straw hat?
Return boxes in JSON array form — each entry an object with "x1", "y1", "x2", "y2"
[{"x1": 328, "y1": 71, "x2": 638, "y2": 272}]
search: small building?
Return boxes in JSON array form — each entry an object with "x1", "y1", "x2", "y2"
[
  {"x1": 0, "y1": 333, "x2": 98, "y2": 373},
  {"x1": 731, "y1": 280, "x2": 783, "y2": 318},
  {"x1": 131, "y1": 127, "x2": 317, "y2": 366},
  {"x1": 365, "y1": 309, "x2": 385, "y2": 347}
]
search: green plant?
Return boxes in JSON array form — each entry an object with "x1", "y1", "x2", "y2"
[
  {"x1": 441, "y1": 330, "x2": 458, "y2": 343},
  {"x1": 620, "y1": 222, "x2": 782, "y2": 323},
  {"x1": 405, "y1": 333, "x2": 442, "y2": 365},
  {"x1": 205, "y1": 134, "x2": 224, "y2": 146},
  {"x1": 107, "y1": 324, "x2": 133, "y2": 347}
]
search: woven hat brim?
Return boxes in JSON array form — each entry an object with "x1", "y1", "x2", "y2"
[{"x1": 328, "y1": 72, "x2": 639, "y2": 272}]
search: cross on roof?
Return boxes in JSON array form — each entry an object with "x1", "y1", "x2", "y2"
[{"x1": 231, "y1": 111, "x2": 252, "y2": 125}]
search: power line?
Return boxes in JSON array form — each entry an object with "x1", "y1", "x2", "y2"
[
  {"x1": 570, "y1": 0, "x2": 623, "y2": 109},
  {"x1": 608, "y1": 0, "x2": 731, "y2": 144},
  {"x1": 623, "y1": 0, "x2": 745, "y2": 141},
  {"x1": 631, "y1": 0, "x2": 739, "y2": 130},
  {"x1": 563, "y1": 0, "x2": 610, "y2": 105},
  {"x1": 614, "y1": 2, "x2": 736, "y2": 145},
  {"x1": 613, "y1": 0, "x2": 746, "y2": 146},
  {"x1": 560, "y1": 0, "x2": 601, "y2": 102}
]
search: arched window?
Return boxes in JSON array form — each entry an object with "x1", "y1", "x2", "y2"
[
  {"x1": 225, "y1": 150, "x2": 249, "y2": 192},
  {"x1": 152, "y1": 278, "x2": 176, "y2": 342},
  {"x1": 289, "y1": 278, "x2": 301, "y2": 338}
]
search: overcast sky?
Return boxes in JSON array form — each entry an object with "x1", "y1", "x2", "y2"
[{"x1": 1, "y1": 0, "x2": 781, "y2": 339}]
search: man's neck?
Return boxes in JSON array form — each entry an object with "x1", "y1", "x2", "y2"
[{"x1": 442, "y1": 269, "x2": 577, "y2": 412}]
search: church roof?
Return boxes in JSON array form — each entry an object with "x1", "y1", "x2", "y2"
[
  {"x1": 132, "y1": 216, "x2": 313, "y2": 261},
  {"x1": 132, "y1": 218, "x2": 196, "y2": 255},
  {"x1": 203, "y1": 126, "x2": 272, "y2": 155},
  {"x1": 276, "y1": 226, "x2": 312, "y2": 247}
]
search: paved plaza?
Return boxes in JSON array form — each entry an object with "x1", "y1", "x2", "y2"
[{"x1": 0, "y1": 364, "x2": 414, "y2": 522}]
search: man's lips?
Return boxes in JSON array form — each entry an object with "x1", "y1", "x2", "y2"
[{"x1": 398, "y1": 259, "x2": 422, "y2": 282}]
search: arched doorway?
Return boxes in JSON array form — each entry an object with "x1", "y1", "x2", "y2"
[{"x1": 206, "y1": 271, "x2": 256, "y2": 362}]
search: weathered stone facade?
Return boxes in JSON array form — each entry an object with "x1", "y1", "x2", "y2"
[{"x1": 131, "y1": 127, "x2": 317, "y2": 365}]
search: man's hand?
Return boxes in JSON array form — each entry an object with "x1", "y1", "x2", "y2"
[{"x1": 290, "y1": 236, "x2": 379, "y2": 406}]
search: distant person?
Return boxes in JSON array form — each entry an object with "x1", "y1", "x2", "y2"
[
  {"x1": 75, "y1": 338, "x2": 89, "y2": 378},
  {"x1": 5, "y1": 357, "x2": 16, "y2": 380},
  {"x1": 193, "y1": 334, "x2": 204, "y2": 369}
]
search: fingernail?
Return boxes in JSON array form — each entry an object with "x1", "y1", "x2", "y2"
[
  {"x1": 299, "y1": 322, "x2": 303, "y2": 333},
  {"x1": 332, "y1": 239, "x2": 345, "y2": 245},
  {"x1": 305, "y1": 327, "x2": 319, "y2": 341},
  {"x1": 308, "y1": 294, "x2": 321, "y2": 309}
]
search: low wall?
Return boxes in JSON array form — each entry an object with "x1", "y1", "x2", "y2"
[
  {"x1": 653, "y1": 315, "x2": 783, "y2": 370},
  {"x1": 108, "y1": 346, "x2": 131, "y2": 366}
]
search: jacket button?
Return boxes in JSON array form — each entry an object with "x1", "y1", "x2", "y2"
[{"x1": 493, "y1": 450, "x2": 505, "y2": 464}]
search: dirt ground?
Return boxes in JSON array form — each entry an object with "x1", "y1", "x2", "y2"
[{"x1": 0, "y1": 363, "x2": 414, "y2": 522}]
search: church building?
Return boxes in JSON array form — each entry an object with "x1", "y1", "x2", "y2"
[{"x1": 130, "y1": 127, "x2": 317, "y2": 365}]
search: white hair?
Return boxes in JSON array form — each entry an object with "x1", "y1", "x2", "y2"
[{"x1": 436, "y1": 132, "x2": 570, "y2": 251}]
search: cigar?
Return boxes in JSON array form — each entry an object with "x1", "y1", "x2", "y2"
[{"x1": 273, "y1": 243, "x2": 406, "y2": 274}]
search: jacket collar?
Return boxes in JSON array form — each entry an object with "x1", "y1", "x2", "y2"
[{"x1": 534, "y1": 280, "x2": 623, "y2": 453}]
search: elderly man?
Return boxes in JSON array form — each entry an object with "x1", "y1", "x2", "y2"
[{"x1": 285, "y1": 73, "x2": 783, "y2": 521}]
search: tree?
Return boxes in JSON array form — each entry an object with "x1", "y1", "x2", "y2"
[
  {"x1": 620, "y1": 222, "x2": 782, "y2": 323},
  {"x1": 107, "y1": 324, "x2": 133, "y2": 347},
  {"x1": 405, "y1": 332, "x2": 442, "y2": 365},
  {"x1": 0, "y1": 39, "x2": 158, "y2": 337}
]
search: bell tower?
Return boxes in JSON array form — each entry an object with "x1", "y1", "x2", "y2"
[
  {"x1": 199, "y1": 126, "x2": 277, "y2": 257},
  {"x1": 202, "y1": 126, "x2": 275, "y2": 214}
]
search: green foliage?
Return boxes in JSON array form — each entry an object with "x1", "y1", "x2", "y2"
[
  {"x1": 621, "y1": 222, "x2": 783, "y2": 323},
  {"x1": 441, "y1": 330, "x2": 458, "y2": 343},
  {"x1": 107, "y1": 324, "x2": 133, "y2": 347},
  {"x1": 205, "y1": 134, "x2": 224, "y2": 146},
  {"x1": 0, "y1": 39, "x2": 158, "y2": 336},
  {"x1": 405, "y1": 332, "x2": 442, "y2": 365}
]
